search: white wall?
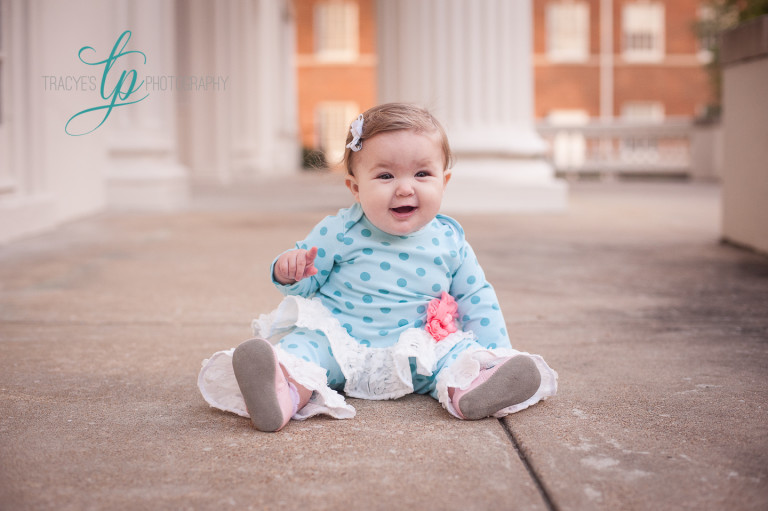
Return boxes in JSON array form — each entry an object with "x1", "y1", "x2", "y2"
[
  {"x1": 721, "y1": 17, "x2": 768, "y2": 255},
  {"x1": 690, "y1": 123, "x2": 723, "y2": 181},
  {"x1": 0, "y1": 0, "x2": 300, "y2": 244},
  {"x1": 176, "y1": 0, "x2": 300, "y2": 184},
  {"x1": 0, "y1": 0, "x2": 112, "y2": 244}
]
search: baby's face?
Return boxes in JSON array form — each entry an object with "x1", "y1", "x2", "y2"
[{"x1": 346, "y1": 129, "x2": 450, "y2": 236}]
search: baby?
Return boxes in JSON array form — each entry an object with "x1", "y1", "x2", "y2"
[{"x1": 198, "y1": 103, "x2": 557, "y2": 432}]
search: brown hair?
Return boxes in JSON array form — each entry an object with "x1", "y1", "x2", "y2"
[{"x1": 341, "y1": 103, "x2": 453, "y2": 176}]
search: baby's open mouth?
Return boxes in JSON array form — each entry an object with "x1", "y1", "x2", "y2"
[{"x1": 391, "y1": 206, "x2": 416, "y2": 214}]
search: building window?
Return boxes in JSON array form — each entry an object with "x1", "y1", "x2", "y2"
[
  {"x1": 696, "y1": 5, "x2": 717, "y2": 63},
  {"x1": 546, "y1": 1, "x2": 589, "y2": 62},
  {"x1": 622, "y1": 2, "x2": 665, "y2": 62},
  {"x1": 316, "y1": 102, "x2": 358, "y2": 165},
  {"x1": 314, "y1": 2, "x2": 359, "y2": 62}
]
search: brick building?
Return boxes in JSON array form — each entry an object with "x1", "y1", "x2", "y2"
[
  {"x1": 294, "y1": 0, "x2": 377, "y2": 165},
  {"x1": 294, "y1": 1, "x2": 713, "y2": 175},
  {"x1": 533, "y1": 0, "x2": 712, "y2": 123}
]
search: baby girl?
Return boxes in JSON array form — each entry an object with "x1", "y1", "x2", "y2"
[{"x1": 198, "y1": 103, "x2": 557, "y2": 432}]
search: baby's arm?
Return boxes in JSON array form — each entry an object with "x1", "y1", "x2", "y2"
[
  {"x1": 273, "y1": 247, "x2": 318, "y2": 285},
  {"x1": 451, "y1": 243, "x2": 513, "y2": 350},
  {"x1": 271, "y1": 212, "x2": 343, "y2": 297}
]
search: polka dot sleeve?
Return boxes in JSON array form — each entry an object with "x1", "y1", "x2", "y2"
[
  {"x1": 271, "y1": 212, "x2": 345, "y2": 298},
  {"x1": 449, "y1": 242, "x2": 512, "y2": 350}
]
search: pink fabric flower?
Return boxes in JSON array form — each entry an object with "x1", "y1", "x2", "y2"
[{"x1": 425, "y1": 292, "x2": 459, "y2": 342}]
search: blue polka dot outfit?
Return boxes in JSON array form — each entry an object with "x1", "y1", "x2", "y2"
[{"x1": 273, "y1": 203, "x2": 512, "y2": 398}]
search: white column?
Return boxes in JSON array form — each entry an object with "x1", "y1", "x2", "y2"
[
  {"x1": 106, "y1": 0, "x2": 188, "y2": 210},
  {"x1": 600, "y1": 0, "x2": 614, "y2": 120},
  {"x1": 377, "y1": 0, "x2": 567, "y2": 212},
  {"x1": 0, "y1": 0, "x2": 57, "y2": 243},
  {"x1": 176, "y1": 0, "x2": 299, "y2": 183},
  {"x1": 1, "y1": 0, "x2": 115, "y2": 243}
]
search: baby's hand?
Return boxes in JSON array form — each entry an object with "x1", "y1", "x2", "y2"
[{"x1": 274, "y1": 247, "x2": 318, "y2": 285}]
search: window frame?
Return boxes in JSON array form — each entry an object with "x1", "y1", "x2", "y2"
[
  {"x1": 314, "y1": 1, "x2": 359, "y2": 63},
  {"x1": 621, "y1": 2, "x2": 665, "y2": 63},
  {"x1": 315, "y1": 101, "x2": 359, "y2": 165},
  {"x1": 546, "y1": 1, "x2": 590, "y2": 63}
]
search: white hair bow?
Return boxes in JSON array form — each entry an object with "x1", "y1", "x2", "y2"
[{"x1": 345, "y1": 114, "x2": 364, "y2": 152}]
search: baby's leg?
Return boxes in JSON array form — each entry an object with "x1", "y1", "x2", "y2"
[
  {"x1": 410, "y1": 338, "x2": 477, "y2": 397},
  {"x1": 278, "y1": 329, "x2": 346, "y2": 391}
]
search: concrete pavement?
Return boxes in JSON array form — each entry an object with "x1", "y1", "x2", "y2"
[{"x1": 1, "y1": 174, "x2": 766, "y2": 510}]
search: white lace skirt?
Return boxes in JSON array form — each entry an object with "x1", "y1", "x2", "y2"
[{"x1": 198, "y1": 296, "x2": 558, "y2": 421}]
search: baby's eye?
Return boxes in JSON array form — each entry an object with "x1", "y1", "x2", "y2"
[
  {"x1": 377, "y1": 173, "x2": 394, "y2": 180},
  {"x1": 415, "y1": 171, "x2": 432, "y2": 178}
]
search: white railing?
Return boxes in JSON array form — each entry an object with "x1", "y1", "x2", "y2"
[{"x1": 536, "y1": 119, "x2": 693, "y2": 179}]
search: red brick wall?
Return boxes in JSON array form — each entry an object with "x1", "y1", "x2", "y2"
[
  {"x1": 294, "y1": 0, "x2": 378, "y2": 149},
  {"x1": 295, "y1": 0, "x2": 712, "y2": 140},
  {"x1": 613, "y1": 65, "x2": 711, "y2": 116},
  {"x1": 533, "y1": 0, "x2": 712, "y2": 119},
  {"x1": 536, "y1": 66, "x2": 602, "y2": 117},
  {"x1": 663, "y1": 0, "x2": 706, "y2": 53}
]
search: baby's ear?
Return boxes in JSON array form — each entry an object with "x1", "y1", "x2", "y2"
[
  {"x1": 443, "y1": 170, "x2": 452, "y2": 187},
  {"x1": 345, "y1": 175, "x2": 360, "y2": 201}
]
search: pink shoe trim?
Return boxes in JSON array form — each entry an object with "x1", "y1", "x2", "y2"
[
  {"x1": 448, "y1": 386, "x2": 466, "y2": 419},
  {"x1": 451, "y1": 357, "x2": 512, "y2": 405},
  {"x1": 269, "y1": 347, "x2": 295, "y2": 431},
  {"x1": 287, "y1": 382, "x2": 300, "y2": 417}
]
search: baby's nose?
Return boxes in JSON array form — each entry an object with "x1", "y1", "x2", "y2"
[{"x1": 395, "y1": 180, "x2": 415, "y2": 196}]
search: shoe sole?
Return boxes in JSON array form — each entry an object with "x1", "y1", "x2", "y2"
[
  {"x1": 458, "y1": 356, "x2": 542, "y2": 420},
  {"x1": 232, "y1": 339, "x2": 290, "y2": 432}
]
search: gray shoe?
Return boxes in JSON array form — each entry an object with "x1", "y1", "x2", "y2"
[
  {"x1": 453, "y1": 356, "x2": 542, "y2": 420},
  {"x1": 232, "y1": 338, "x2": 296, "y2": 432}
]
